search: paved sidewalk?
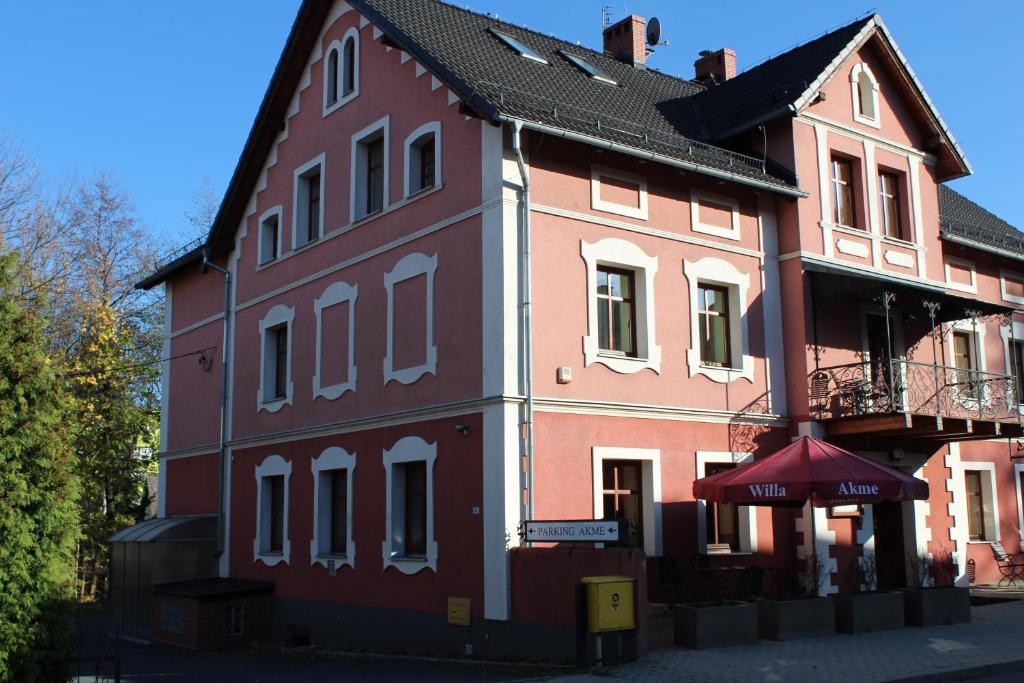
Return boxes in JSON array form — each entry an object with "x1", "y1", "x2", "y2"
[{"x1": 555, "y1": 591, "x2": 1024, "y2": 683}]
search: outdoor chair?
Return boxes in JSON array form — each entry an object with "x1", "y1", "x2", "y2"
[{"x1": 990, "y1": 541, "x2": 1024, "y2": 588}]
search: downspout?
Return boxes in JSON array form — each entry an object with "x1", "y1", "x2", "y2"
[
  {"x1": 511, "y1": 121, "x2": 535, "y2": 523},
  {"x1": 202, "y1": 249, "x2": 232, "y2": 563}
]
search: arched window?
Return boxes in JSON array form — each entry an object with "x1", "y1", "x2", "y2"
[
  {"x1": 850, "y1": 63, "x2": 879, "y2": 127},
  {"x1": 323, "y1": 28, "x2": 359, "y2": 115},
  {"x1": 342, "y1": 36, "x2": 356, "y2": 96},
  {"x1": 857, "y1": 71, "x2": 874, "y2": 119},
  {"x1": 326, "y1": 48, "x2": 339, "y2": 105}
]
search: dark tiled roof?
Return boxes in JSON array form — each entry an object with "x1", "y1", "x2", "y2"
[{"x1": 939, "y1": 185, "x2": 1024, "y2": 256}]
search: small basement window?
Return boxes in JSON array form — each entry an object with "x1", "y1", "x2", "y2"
[
  {"x1": 488, "y1": 28, "x2": 548, "y2": 64},
  {"x1": 559, "y1": 50, "x2": 616, "y2": 85}
]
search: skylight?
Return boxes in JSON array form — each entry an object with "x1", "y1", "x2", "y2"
[
  {"x1": 559, "y1": 50, "x2": 617, "y2": 85},
  {"x1": 488, "y1": 28, "x2": 548, "y2": 64}
]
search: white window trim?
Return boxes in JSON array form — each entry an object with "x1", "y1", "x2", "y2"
[
  {"x1": 382, "y1": 436, "x2": 438, "y2": 574},
  {"x1": 257, "y1": 304, "x2": 295, "y2": 412},
  {"x1": 944, "y1": 255, "x2": 977, "y2": 294},
  {"x1": 948, "y1": 320, "x2": 989, "y2": 410},
  {"x1": 590, "y1": 165, "x2": 648, "y2": 220},
  {"x1": 690, "y1": 189, "x2": 742, "y2": 241},
  {"x1": 403, "y1": 121, "x2": 442, "y2": 199},
  {"x1": 695, "y1": 451, "x2": 758, "y2": 555},
  {"x1": 850, "y1": 63, "x2": 881, "y2": 129},
  {"x1": 350, "y1": 115, "x2": 390, "y2": 224},
  {"x1": 383, "y1": 252, "x2": 438, "y2": 385},
  {"x1": 323, "y1": 28, "x2": 360, "y2": 116},
  {"x1": 313, "y1": 281, "x2": 358, "y2": 400},
  {"x1": 1014, "y1": 462, "x2": 1024, "y2": 550},
  {"x1": 963, "y1": 461, "x2": 1000, "y2": 544},
  {"x1": 591, "y1": 446, "x2": 662, "y2": 557},
  {"x1": 253, "y1": 454, "x2": 291, "y2": 566},
  {"x1": 581, "y1": 238, "x2": 661, "y2": 375},
  {"x1": 292, "y1": 153, "x2": 326, "y2": 251},
  {"x1": 257, "y1": 206, "x2": 283, "y2": 266},
  {"x1": 1000, "y1": 270, "x2": 1024, "y2": 305},
  {"x1": 310, "y1": 446, "x2": 357, "y2": 571},
  {"x1": 683, "y1": 257, "x2": 755, "y2": 383},
  {"x1": 999, "y1": 319, "x2": 1024, "y2": 412}
]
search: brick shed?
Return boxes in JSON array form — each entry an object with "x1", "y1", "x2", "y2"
[{"x1": 151, "y1": 577, "x2": 274, "y2": 650}]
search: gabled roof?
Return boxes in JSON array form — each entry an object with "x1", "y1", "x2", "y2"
[{"x1": 939, "y1": 185, "x2": 1024, "y2": 261}]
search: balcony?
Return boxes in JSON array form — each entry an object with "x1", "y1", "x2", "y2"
[{"x1": 810, "y1": 359, "x2": 1023, "y2": 447}]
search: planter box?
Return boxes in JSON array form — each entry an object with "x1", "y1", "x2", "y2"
[
  {"x1": 899, "y1": 587, "x2": 970, "y2": 626},
  {"x1": 757, "y1": 597, "x2": 835, "y2": 641},
  {"x1": 673, "y1": 601, "x2": 758, "y2": 649},
  {"x1": 830, "y1": 591, "x2": 904, "y2": 634}
]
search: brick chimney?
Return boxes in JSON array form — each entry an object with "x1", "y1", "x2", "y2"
[
  {"x1": 603, "y1": 15, "x2": 647, "y2": 68},
  {"x1": 694, "y1": 48, "x2": 736, "y2": 85}
]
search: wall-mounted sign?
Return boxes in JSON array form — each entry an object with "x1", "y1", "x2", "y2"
[{"x1": 522, "y1": 519, "x2": 624, "y2": 543}]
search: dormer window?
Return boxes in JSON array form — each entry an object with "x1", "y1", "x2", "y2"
[
  {"x1": 488, "y1": 28, "x2": 548, "y2": 64},
  {"x1": 559, "y1": 50, "x2": 616, "y2": 85},
  {"x1": 850, "y1": 63, "x2": 879, "y2": 127}
]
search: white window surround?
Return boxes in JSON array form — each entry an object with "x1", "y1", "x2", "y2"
[
  {"x1": 382, "y1": 436, "x2": 438, "y2": 574},
  {"x1": 944, "y1": 255, "x2": 977, "y2": 294},
  {"x1": 1000, "y1": 270, "x2": 1024, "y2": 305},
  {"x1": 581, "y1": 238, "x2": 661, "y2": 375},
  {"x1": 323, "y1": 28, "x2": 360, "y2": 116},
  {"x1": 696, "y1": 451, "x2": 758, "y2": 554},
  {"x1": 253, "y1": 454, "x2": 291, "y2": 566},
  {"x1": 257, "y1": 304, "x2": 295, "y2": 412},
  {"x1": 350, "y1": 115, "x2": 390, "y2": 224},
  {"x1": 690, "y1": 189, "x2": 742, "y2": 241},
  {"x1": 947, "y1": 319, "x2": 987, "y2": 373},
  {"x1": 850, "y1": 63, "x2": 880, "y2": 129},
  {"x1": 998, "y1": 319, "x2": 1024, "y2": 411},
  {"x1": 963, "y1": 461, "x2": 1000, "y2": 544},
  {"x1": 310, "y1": 446, "x2": 357, "y2": 570},
  {"x1": 292, "y1": 153, "x2": 326, "y2": 251},
  {"x1": 591, "y1": 446, "x2": 662, "y2": 557},
  {"x1": 590, "y1": 165, "x2": 648, "y2": 220},
  {"x1": 1014, "y1": 462, "x2": 1024, "y2": 548},
  {"x1": 403, "y1": 121, "x2": 442, "y2": 199},
  {"x1": 683, "y1": 256, "x2": 755, "y2": 383},
  {"x1": 258, "y1": 206, "x2": 283, "y2": 266},
  {"x1": 313, "y1": 281, "x2": 358, "y2": 400},
  {"x1": 383, "y1": 252, "x2": 438, "y2": 385}
]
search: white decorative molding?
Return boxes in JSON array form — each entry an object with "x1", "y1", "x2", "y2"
[
  {"x1": 884, "y1": 250, "x2": 915, "y2": 268},
  {"x1": 382, "y1": 436, "x2": 438, "y2": 574},
  {"x1": 253, "y1": 454, "x2": 292, "y2": 566},
  {"x1": 850, "y1": 63, "x2": 881, "y2": 129},
  {"x1": 945, "y1": 444, "x2": 969, "y2": 587},
  {"x1": 1000, "y1": 270, "x2": 1024, "y2": 305},
  {"x1": 944, "y1": 255, "x2": 977, "y2": 294},
  {"x1": 911, "y1": 465, "x2": 932, "y2": 556},
  {"x1": 814, "y1": 123, "x2": 834, "y2": 257},
  {"x1": 690, "y1": 189, "x2": 741, "y2": 241},
  {"x1": 257, "y1": 205, "x2": 284, "y2": 266},
  {"x1": 323, "y1": 27, "x2": 360, "y2": 117},
  {"x1": 402, "y1": 121, "x2": 442, "y2": 199},
  {"x1": 863, "y1": 139, "x2": 881, "y2": 265},
  {"x1": 310, "y1": 446, "x2": 357, "y2": 571},
  {"x1": 383, "y1": 252, "x2": 438, "y2": 385},
  {"x1": 590, "y1": 165, "x2": 648, "y2": 220},
  {"x1": 580, "y1": 238, "x2": 661, "y2": 374},
  {"x1": 350, "y1": 115, "x2": 390, "y2": 223},
  {"x1": 836, "y1": 238, "x2": 870, "y2": 258},
  {"x1": 313, "y1": 281, "x2": 358, "y2": 400},
  {"x1": 908, "y1": 157, "x2": 927, "y2": 277},
  {"x1": 257, "y1": 304, "x2": 295, "y2": 412},
  {"x1": 591, "y1": 447, "x2": 663, "y2": 557},
  {"x1": 695, "y1": 451, "x2": 757, "y2": 554},
  {"x1": 292, "y1": 153, "x2": 326, "y2": 250},
  {"x1": 682, "y1": 256, "x2": 755, "y2": 383}
]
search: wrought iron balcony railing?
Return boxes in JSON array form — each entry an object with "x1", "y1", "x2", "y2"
[{"x1": 809, "y1": 359, "x2": 1021, "y2": 423}]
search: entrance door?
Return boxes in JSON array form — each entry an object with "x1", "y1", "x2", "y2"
[
  {"x1": 865, "y1": 313, "x2": 902, "y2": 389},
  {"x1": 602, "y1": 461, "x2": 644, "y2": 549},
  {"x1": 873, "y1": 501, "x2": 907, "y2": 589}
]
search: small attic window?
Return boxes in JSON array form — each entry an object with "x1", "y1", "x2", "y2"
[
  {"x1": 488, "y1": 29, "x2": 548, "y2": 64},
  {"x1": 559, "y1": 50, "x2": 617, "y2": 85}
]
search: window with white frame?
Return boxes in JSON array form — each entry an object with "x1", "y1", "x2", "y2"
[
  {"x1": 313, "y1": 281, "x2": 358, "y2": 400},
  {"x1": 382, "y1": 436, "x2": 437, "y2": 574},
  {"x1": 351, "y1": 116, "x2": 389, "y2": 222},
  {"x1": 258, "y1": 206, "x2": 282, "y2": 266},
  {"x1": 591, "y1": 447, "x2": 662, "y2": 557},
  {"x1": 310, "y1": 447, "x2": 356, "y2": 570},
  {"x1": 254, "y1": 454, "x2": 291, "y2": 565},
  {"x1": 581, "y1": 238, "x2": 660, "y2": 374},
  {"x1": 696, "y1": 451, "x2": 757, "y2": 554},
  {"x1": 323, "y1": 28, "x2": 359, "y2": 115},
  {"x1": 589, "y1": 165, "x2": 648, "y2": 220},
  {"x1": 690, "y1": 189, "x2": 741, "y2": 241},
  {"x1": 1000, "y1": 270, "x2": 1024, "y2": 305},
  {"x1": 948, "y1": 321, "x2": 985, "y2": 404},
  {"x1": 404, "y1": 122, "x2": 441, "y2": 198},
  {"x1": 293, "y1": 155, "x2": 325, "y2": 249},
  {"x1": 383, "y1": 252, "x2": 437, "y2": 385},
  {"x1": 963, "y1": 462, "x2": 999, "y2": 543},
  {"x1": 258, "y1": 304, "x2": 295, "y2": 411},
  {"x1": 683, "y1": 257, "x2": 754, "y2": 383},
  {"x1": 851, "y1": 63, "x2": 880, "y2": 128}
]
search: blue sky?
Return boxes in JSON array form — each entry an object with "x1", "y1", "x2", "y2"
[{"x1": 2, "y1": 1, "x2": 1021, "y2": 248}]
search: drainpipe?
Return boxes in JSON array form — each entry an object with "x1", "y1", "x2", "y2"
[
  {"x1": 511, "y1": 121, "x2": 535, "y2": 524},
  {"x1": 202, "y1": 249, "x2": 232, "y2": 564}
]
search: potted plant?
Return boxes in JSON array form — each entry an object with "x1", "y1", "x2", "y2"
[
  {"x1": 899, "y1": 551, "x2": 970, "y2": 626},
  {"x1": 756, "y1": 554, "x2": 836, "y2": 641},
  {"x1": 672, "y1": 566, "x2": 759, "y2": 649},
  {"x1": 830, "y1": 552, "x2": 905, "y2": 633}
]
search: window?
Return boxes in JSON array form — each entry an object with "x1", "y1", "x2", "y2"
[
  {"x1": 313, "y1": 281, "x2": 358, "y2": 400},
  {"x1": 851, "y1": 63, "x2": 880, "y2": 127},
  {"x1": 953, "y1": 330, "x2": 977, "y2": 400},
  {"x1": 592, "y1": 447, "x2": 662, "y2": 556},
  {"x1": 595, "y1": 267, "x2": 636, "y2": 357},
  {"x1": 267, "y1": 475, "x2": 285, "y2": 551},
  {"x1": 590, "y1": 165, "x2": 648, "y2": 220},
  {"x1": 602, "y1": 461, "x2": 643, "y2": 549},
  {"x1": 351, "y1": 117, "x2": 389, "y2": 222},
  {"x1": 258, "y1": 207, "x2": 282, "y2": 265},
  {"x1": 559, "y1": 50, "x2": 616, "y2": 84},
  {"x1": 999, "y1": 271, "x2": 1024, "y2": 305},
  {"x1": 581, "y1": 238, "x2": 660, "y2": 374},
  {"x1": 383, "y1": 436, "x2": 438, "y2": 574},
  {"x1": 1011, "y1": 340, "x2": 1024, "y2": 404},
  {"x1": 697, "y1": 284, "x2": 731, "y2": 367},
  {"x1": 488, "y1": 28, "x2": 548, "y2": 64},
  {"x1": 257, "y1": 304, "x2": 294, "y2": 411},
  {"x1": 311, "y1": 446, "x2": 356, "y2": 570},
  {"x1": 878, "y1": 172, "x2": 902, "y2": 239},
  {"x1": 160, "y1": 603, "x2": 184, "y2": 634},
  {"x1": 324, "y1": 28, "x2": 359, "y2": 115},
  {"x1": 342, "y1": 35, "x2": 356, "y2": 96},
  {"x1": 831, "y1": 157, "x2": 856, "y2": 228},
  {"x1": 962, "y1": 463, "x2": 999, "y2": 544},
  {"x1": 330, "y1": 469, "x2": 348, "y2": 554},
  {"x1": 404, "y1": 122, "x2": 441, "y2": 198},
  {"x1": 224, "y1": 606, "x2": 244, "y2": 637},
  {"x1": 383, "y1": 252, "x2": 437, "y2": 385},
  {"x1": 293, "y1": 155, "x2": 325, "y2": 249},
  {"x1": 704, "y1": 463, "x2": 740, "y2": 552},
  {"x1": 271, "y1": 327, "x2": 288, "y2": 400},
  {"x1": 696, "y1": 452, "x2": 757, "y2": 554},
  {"x1": 326, "y1": 48, "x2": 339, "y2": 105},
  {"x1": 254, "y1": 454, "x2": 291, "y2": 565},
  {"x1": 966, "y1": 470, "x2": 985, "y2": 541}
]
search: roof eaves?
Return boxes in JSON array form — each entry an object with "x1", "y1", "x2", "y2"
[
  {"x1": 940, "y1": 231, "x2": 1024, "y2": 264},
  {"x1": 135, "y1": 246, "x2": 204, "y2": 291},
  {"x1": 790, "y1": 15, "x2": 880, "y2": 112}
]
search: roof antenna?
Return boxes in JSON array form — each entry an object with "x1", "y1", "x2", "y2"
[{"x1": 602, "y1": 5, "x2": 614, "y2": 29}]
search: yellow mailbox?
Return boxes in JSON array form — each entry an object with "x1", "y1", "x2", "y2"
[{"x1": 582, "y1": 575, "x2": 635, "y2": 633}]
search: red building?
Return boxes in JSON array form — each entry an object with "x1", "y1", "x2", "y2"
[{"x1": 130, "y1": 0, "x2": 1024, "y2": 658}]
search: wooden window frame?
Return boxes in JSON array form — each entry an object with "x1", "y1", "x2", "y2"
[
  {"x1": 878, "y1": 170, "x2": 902, "y2": 240},
  {"x1": 831, "y1": 156, "x2": 857, "y2": 228},
  {"x1": 965, "y1": 470, "x2": 987, "y2": 542},
  {"x1": 595, "y1": 265, "x2": 638, "y2": 357},
  {"x1": 697, "y1": 283, "x2": 732, "y2": 368},
  {"x1": 704, "y1": 462, "x2": 740, "y2": 552}
]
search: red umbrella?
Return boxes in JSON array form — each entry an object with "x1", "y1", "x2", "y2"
[{"x1": 692, "y1": 436, "x2": 928, "y2": 507}]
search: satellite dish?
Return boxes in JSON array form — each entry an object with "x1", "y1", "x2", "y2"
[{"x1": 646, "y1": 17, "x2": 661, "y2": 46}]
